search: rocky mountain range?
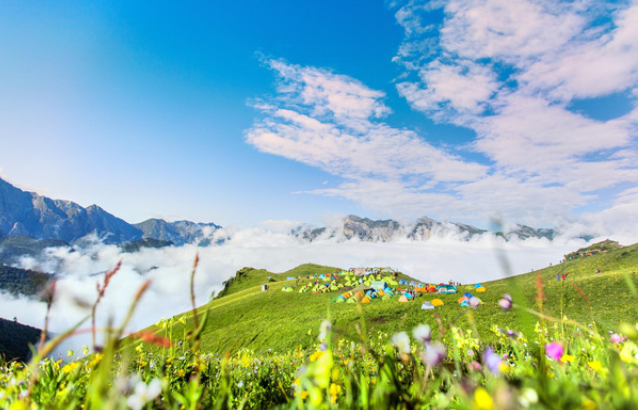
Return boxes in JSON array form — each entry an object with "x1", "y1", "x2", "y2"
[
  {"x1": 0, "y1": 176, "x2": 564, "y2": 255},
  {"x1": 0, "y1": 177, "x2": 221, "y2": 247},
  {"x1": 299, "y1": 215, "x2": 556, "y2": 242},
  {"x1": 133, "y1": 219, "x2": 221, "y2": 246}
]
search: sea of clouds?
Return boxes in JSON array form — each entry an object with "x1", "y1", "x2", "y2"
[{"x1": 0, "y1": 221, "x2": 629, "y2": 355}]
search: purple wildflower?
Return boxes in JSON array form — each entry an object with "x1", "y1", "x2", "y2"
[
  {"x1": 498, "y1": 294, "x2": 512, "y2": 311},
  {"x1": 423, "y1": 342, "x2": 446, "y2": 367},
  {"x1": 483, "y1": 347, "x2": 501, "y2": 374}
]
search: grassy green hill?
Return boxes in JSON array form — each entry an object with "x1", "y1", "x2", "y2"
[
  {"x1": 0, "y1": 318, "x2": 41, "y2": 362},
  {"x1": 133, "y1": 241, "x2": 638, "y2": 354}
]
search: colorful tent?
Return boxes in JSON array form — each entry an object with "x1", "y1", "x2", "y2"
[
  {"x1": 421, "y1": 302, "x2": 435, "y2": 310},
  {"x1": 431, "y1": 299, "x2": 444, "y2": 306},
  {"x1": 361, "y1": 296, "x2": 371, "y2": 303},
  {"x1": 399, "y1": 279, "x2": 408, "y2": 285},
  {"x1": 371, "y1": 281, "x2": 387, "y2": 291},
  {"x1": 474, "y1": 283, "x2": 482, "y2": 288},
  {"x1": 399, "y1": 295, "x2": 409, "y2": 302},
  {"x1": 476, "y1": 287, "x2": 486, "y2": 293}
]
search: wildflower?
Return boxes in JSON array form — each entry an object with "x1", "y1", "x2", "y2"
[
  {"x1": 474, "y1": 387, "x2": 493, "y2": 410},
  {"x1": 498, "y1": 294, "x2": 512, "y2": 311},
  {"x1": 483, "y1": 347, "x2": 501, "y2": 374},
  {"x1": 412, "y1": 324, "x2": 432, "y2": 345},
  {"x1": 329, "y1": 383, "x2": 341, "y2": 404},
  {"x1": 519, "y1": 388, "x2": 538, "y2": 408},
  {"x1": 127, "y1": 379, "x2": 162, "y2": 410},
  {"x1": 423, "y1": 341, "x2": 446, "y2": 366},
  {"x1": 391, "y1": 332, "x2": 411, "y2": 354},
  {"x1": 62, "y1": 362, "x2": 79, "y2": 374},
  {"x1": 470, "y1": 361, "x2": 482, "y2": 371},
  {"x1": 66, "y1": 350, "x2": 74, "y2": 357},
  {"x1": 309, "y1": 351, "x2": 323, "y2": 362},
  {"x1": 588, "y1": 361, "x2": 604, "y2": 372},
  {"x1": 610, "y1": 333, "x2": 627, "y2": 344},
  {"x1": 82, "y1": 346, "x2": 89, "y2": 355},
  {"x1": 318, "y1": 320, "x2": 331, "y2": 341},
  {"x1": 545, "y1": 342, "x2": 563, "y2": 361},
  {"x1": 237, "y1": 380, "x2": 244, "y2": 388},
  {"x1": 561, "y1": 354, "x2": 575, "y2": 363}
]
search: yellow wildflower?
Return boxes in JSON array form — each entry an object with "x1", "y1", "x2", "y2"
[
  {"x1": 309, "y1": 351, "x2": 323, "y2": 362},
  {"x1": 329, "y1": 383, "x2": 341, "y2": 404},
  {"x1": 90, "y1": 353, "x2": 103, "y2": 367},
  {"x1": 561, "y1": 354, "x2": 575, "y2": 363},
  {"x1": 62, "y1": 362, "x2": 79, "y2": 374},
  {"x1": 588, "y1": 361, "x2": 604, "y2": 372},
  {"x1": 474, "y1": 387, "x2": 493, "y2": 410},
  {"x1": 300, "y1": 390, "x2": 308, "y2": 400}
]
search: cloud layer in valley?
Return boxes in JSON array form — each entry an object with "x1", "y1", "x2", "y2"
[{"x1": 0, "y1": 225, "x2": 596, "y2": 353}]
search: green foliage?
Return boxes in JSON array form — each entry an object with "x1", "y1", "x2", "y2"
[
  {"x1": 119, "y1": 238, "x2": 174, "y2": 253},
  {"x1": 0, "y1": 264, "x2": 52, "y2": 297},
  {"x1": 0, "y1": 235, "x2": 67, "y2": 265},
  {"x1": 0, "y1": 318, "x2": 41, "y2": 362}
]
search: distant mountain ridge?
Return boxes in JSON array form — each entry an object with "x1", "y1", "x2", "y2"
[
  {"x1": 299, "y1": 214, "x2": 556, "y2": 242},
  {"x1": 0, "y1": 177, "x2": 141, "y2": 243},
  {"x1": 133, "y1": 219, "x2": 221, "y2": 246},
  {"x1": 0, "y1": 177, "x2": 221, "y2": 248}
]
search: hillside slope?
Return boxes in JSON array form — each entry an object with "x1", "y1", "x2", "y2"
[{"x1": 136, "y1": 242, "x2": 638, "y2": 354}]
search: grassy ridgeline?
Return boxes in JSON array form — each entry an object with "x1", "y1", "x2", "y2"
[{"x1": 136, "y1": 242, "x2": 638, "y2": 354}]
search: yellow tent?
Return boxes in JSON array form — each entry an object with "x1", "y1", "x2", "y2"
[
  {"x1": 361, "y1": 296, "x2": 371, "y2": 303},
  {"x1": 476, "y1": 287, "x2": 486, "y2": 293},
  {"x1": 431, "y1": 298, "x2": 444, "y2": 306},
  {"x1": 399, "y1": 295, "x2": 409, "y2": 303}
]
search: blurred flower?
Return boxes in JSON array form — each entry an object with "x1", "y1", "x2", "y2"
[
  {"x1": 127, "y1": 379, "x2": 162, "y2": 410},
  {"x1": 470, "y1": 361, "x2": 482, "y2": 371},
  {"x1": 518, "y1": 388, "x2": 538, "y2": 408},
  {"x1": 610, "y1": 334, "x2": 627, "y2": 344},
  {"x1": 391, "y1": 332, "x2": 411, "y2": 355},
  {"x1": 588, "y1": 361, "x2": 604, "y2": 372},
  {"x1": 498, "y1": 294, "x2": 512, "y2": 311},
  {"x1": 483, "y1": 348, "x2": 501, "y2": 374},
  {"x1": 469, "y1": 297, "x2": 481, "y2": 308},
  {"x1": 318, "y1": 320, "x2": 331, "y2": 341},
  {"x1": 546, "y1": 342, "x2": 563, "y2": 361},
  {"x1": 412, "y1": 324, "x2": 432, "y2": 345},
  {"x1": 423, "y1": 342, "x2": 446, "y2": 366},
  {"x1": 561, "y1": 354, "x2": 575, "y2": 363},
  {"x1": 474, "y1": 387, "x2": 493, "y2": 410}
]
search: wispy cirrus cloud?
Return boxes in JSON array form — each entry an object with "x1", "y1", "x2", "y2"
[
  {"x1": 392, "y1": 0, "x2": 638, "y2": 227},
  {"x1": 246, "y1": 59, "x2": 487, "y2": 217},
  {"x1": 245, "y1": 1, "x2": 638, "y2": 234}
]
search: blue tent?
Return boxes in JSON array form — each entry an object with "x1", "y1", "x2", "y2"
[
  {"x1": 460, "y1": 300, "x2": 469, "y2": 307},
  {"x1": 319, "y1": 274, "x2": 325, "y2": 279},
  {"x1": 464, "y1": 292, "x2": 473, "y2": 298},
  {"x1": 474, "y1": 283, "x2": 482, "y2": 288},
  {"x1": 399, "y1": 279, "x2": 408, "y2": 285},
  {"x1": 410, "y1": 281, "x2": 417, "y2": 286}
]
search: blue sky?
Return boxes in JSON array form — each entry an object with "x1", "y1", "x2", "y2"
[{"x1": 1, "y1": 0, "x2": 637, "y2": 233}]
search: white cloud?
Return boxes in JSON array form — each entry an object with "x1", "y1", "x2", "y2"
[{"x1": 392, "y1": 0, "x2": 638, "y2": 226}]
